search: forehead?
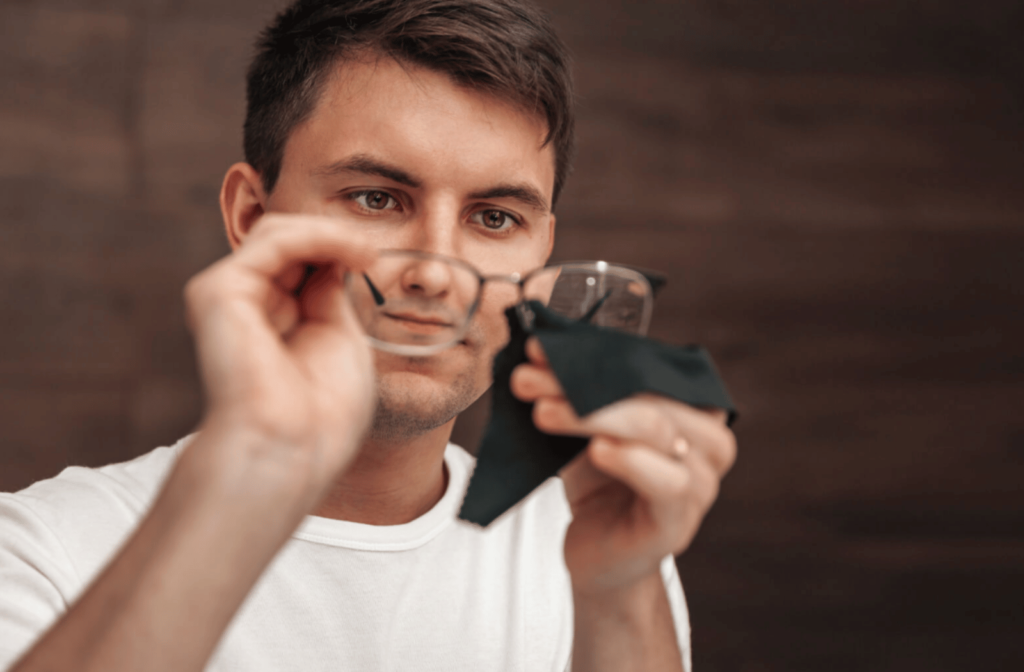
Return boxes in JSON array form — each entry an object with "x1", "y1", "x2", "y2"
[{"x1": 279, "y1": 55, "x2": 555, "y2": 200}]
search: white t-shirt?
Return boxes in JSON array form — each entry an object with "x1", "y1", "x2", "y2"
[{"x1": 0, "y1": 437, "x2": 692, "y2": 671}]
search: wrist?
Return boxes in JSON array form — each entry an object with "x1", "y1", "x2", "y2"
[
  {"x1": 178, "y1": 417, "x2": 325, "y2": 517},
  {"x1": 571, "y1": 569, "x2": 683, "y2": 672},
  {"x1": 572, "y1": 568, "x2": 664, "y2": 622}
]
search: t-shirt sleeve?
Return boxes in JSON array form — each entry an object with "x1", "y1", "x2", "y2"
[
  {"x1": 0, "y1": 495, "x2": 78, "y2": 670},
  {"x1": 661, "y1": 553, "x2": 693, "y2": 672}
]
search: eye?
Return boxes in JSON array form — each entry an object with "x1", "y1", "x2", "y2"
[
  {"x1": 471, "y1": 209, "x2": 519, "y2": 232},
  {"x1": 349, "y1": 190, "x2": 400, "y2": 212}
]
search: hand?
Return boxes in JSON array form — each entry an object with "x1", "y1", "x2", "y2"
[
  {"x1": 509, "y1": 337, "x2": 737, "y2": 596},
  {"x1": 183, "y1": 214, "x2": 378, "y2": 498}
]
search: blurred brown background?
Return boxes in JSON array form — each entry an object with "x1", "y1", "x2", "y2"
[{"x1": 2, "y1": 0, "x2": 1022, "y2": 670}]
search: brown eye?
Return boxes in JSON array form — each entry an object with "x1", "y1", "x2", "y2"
[
  {"x1": 475, "y1": 209, "x2": 516, "y2": 231},
  {"x1": 351, "y1": 190, "x2": 399, "y2": 212},
  {"x1": 366, "y1": 191, "x2": 390, "y2": 210}
]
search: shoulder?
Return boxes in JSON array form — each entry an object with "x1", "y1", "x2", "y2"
[
  {"x1": 7, "y1": 434, "x2": 190, "y2": 515},
  {"x1": 0, "y1": 435, "x2": 192, "y2": 579}
]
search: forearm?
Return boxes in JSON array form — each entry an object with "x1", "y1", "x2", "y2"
[
  {"x1": 12, "y1": 422, "x2": 317, "y2": 672},
  {"x1": 571, "y1": 570, "x2": 684, "y2": 672}
]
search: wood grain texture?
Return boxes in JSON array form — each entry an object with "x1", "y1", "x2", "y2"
[{"x1": 1, "y1": 1, "x2": 1021, "y2": 670}]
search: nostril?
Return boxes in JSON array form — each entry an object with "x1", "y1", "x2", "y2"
[
  {"x1": 401, "y1": 262, "x2": 451, "y2": 296},
  {"x1": 405, "y1": 280, "x2": 431, "y2": 294}
]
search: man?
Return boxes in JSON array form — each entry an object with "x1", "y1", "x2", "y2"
[{"x1": 0, "y1": 1, "x2": 736, "y2": 670}]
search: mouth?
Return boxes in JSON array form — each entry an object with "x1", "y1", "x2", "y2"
[
  {"x1": 384, "y1": 311, "x2": 454, "y2": 327},
  {"x1": 382, "y1": 311, "x2": 457, "y2": 336}
]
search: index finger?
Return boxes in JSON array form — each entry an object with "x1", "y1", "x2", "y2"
[
  {"x1": 524, "y1": 336, "x2": 549, "y2": 367},
  {"x1": 234, "y1": 214, "x2": 377, "y2": 280}
]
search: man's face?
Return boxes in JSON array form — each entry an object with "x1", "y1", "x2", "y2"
[{"x1": 265, "y1": 56, "x2": 556, "y2": 439}]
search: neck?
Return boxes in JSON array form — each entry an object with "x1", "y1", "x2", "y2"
[{"x1": 312, "y1": 419, "x2": 455, "y2": 525}]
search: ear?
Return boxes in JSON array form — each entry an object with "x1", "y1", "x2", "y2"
[{"x1": 220, "y1": 162, "x2": 267, "y2": 251}]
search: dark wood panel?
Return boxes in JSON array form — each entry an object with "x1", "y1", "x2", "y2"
[{"x1": 3, "y1": 1, "x2": 1023, "y2": 670}]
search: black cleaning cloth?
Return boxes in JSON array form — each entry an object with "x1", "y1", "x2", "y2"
[{"x1": 458, "y1": 301, "x2": 737, "y2": 527}]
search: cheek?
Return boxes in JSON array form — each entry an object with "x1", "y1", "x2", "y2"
[
  {"x1": 460, "y1": 215, "x2": 554, "y2": 276},
  {"x1": 471, "y1": 295, "x2": 514, "y2": 353}
]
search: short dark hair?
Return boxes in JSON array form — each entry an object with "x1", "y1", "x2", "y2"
[{"x1": 244, "y1": 0, "x2": 576, "y2": 207}]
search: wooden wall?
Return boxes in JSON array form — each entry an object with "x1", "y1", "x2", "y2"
[{"x1": 2, "y1": 1, "x2": 1022, "y2": 670}]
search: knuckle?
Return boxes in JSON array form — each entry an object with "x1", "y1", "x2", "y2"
[
  {"x1": 186, "y1": 268, "x2": 228, "y2": 307},
  {"x1": 249, "y1": 214, "x2": 284, "y2": 237},
  {"x1": 532, "y1": 399, "x2": 557, "y2": 430},
  {"x1": 714, "y1": 428, "x2": 738, "y2": 473},
  {"x1": 724, "y1": 430, "x2": 738, "y2": 467},
  {"x1": 647, "y1": 410, "x2": 675, "y2": 449},
  {"x1": 183, "y1": 272, "x2": 214, "y2": 315},
  {"x1": 183, "y1": 264, "x2": 249, "y2": 329},
  {"x1": 622, "y1": 403, "x2": 671, "y2": 447},
  {"x1": 515, "y1": 365, "x2": 541, "y2": 390},
  {"x1": 705, "y1": 407, "x2": 729, "y2": 424},
  {"x1": 508, "y1": 365, "x2": 527, "y2": 394},
  {"x1": 253, "y1": 222, "x2": 286, "y2": 247},
  {"x1": 666, "y1": 473, "x2": 690, "y2": 500}
]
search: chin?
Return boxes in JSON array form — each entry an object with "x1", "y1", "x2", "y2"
[
  {"x1": 369, "y1": 335, "x2": 496, "y2": 421},
  {"x1": 372, "y1": 364, "x2": 484, "y2": 440},
  {"x1": 376, "y1": 367, "x2": 447, "y2": 393},
  {"x1": 373, "y1": 342, "x2": 475, "y2": 391}
]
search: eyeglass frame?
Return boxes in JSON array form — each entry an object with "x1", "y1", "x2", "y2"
[{"x1": 346, "y1": 249, "x2": 658, "y2": 356}]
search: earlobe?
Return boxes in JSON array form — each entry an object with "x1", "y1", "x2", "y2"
[{"x1": 220, "y1": 162, "x2": 267, "y2": 250}]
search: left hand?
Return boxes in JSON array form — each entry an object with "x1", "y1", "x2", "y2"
[{"x1": 509, "y1": 337, "x2": 737, "y2": 596}]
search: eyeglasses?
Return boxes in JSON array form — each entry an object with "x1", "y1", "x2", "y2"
[{"x1": 345, "y1": 249, "x2": 657, "y2": 356}]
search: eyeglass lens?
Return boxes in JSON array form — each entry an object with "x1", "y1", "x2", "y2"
[
  {"x1": 521, "y1": 265, "x2": 651, "y2": 333},
  {"x1": 348, "y1": 254, "x2": 482, "y2": 352},
  {"x1": 348, "y1": 252, "x2": 652, "y2": 355}
]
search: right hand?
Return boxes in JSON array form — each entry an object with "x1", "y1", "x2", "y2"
[{"x1": 183, "y1": 214, "x2": 378, "y2": 499}]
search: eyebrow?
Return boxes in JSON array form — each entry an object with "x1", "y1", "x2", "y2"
[
  {"x1": 313, "y1": 153, "x2": 422, "y2": 188},
  {"x1": 468, "y1": 183, "x2": 549, "y2": 214},
  {"x1": 314, "y1": 153, "x2": 549, "y2": 213}
]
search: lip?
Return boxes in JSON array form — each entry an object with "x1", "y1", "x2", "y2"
[
  {"x1": 383, "y1": 312, "x2": 454, "y2": 327},
  {"x1": 382, "y1": 312, "x2": 458, "y2": 337}
]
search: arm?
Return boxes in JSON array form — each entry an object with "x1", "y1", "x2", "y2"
[
  {"x1": 11, "y1": 215, "x2": 377, "y2": 672},
  {"x1": 11, "y1": 424, "x2": 316, "y2": 672},
  {"x1": 571, "y1": 571, "x2": 683, "y2": 672},
  {"x1": 511, "y1": 338, "x2": 736, "y2": 672}
]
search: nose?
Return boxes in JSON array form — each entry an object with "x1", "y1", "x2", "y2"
[
  {"x1": 396, "y1": 197, "x2": 463, "y2": 297},
  {"x1": 401, "y1": 258, "x2": 455, "y2": 298},
  {"x1": 404, "y1": 195, "x2": 460, "y2": 257}
]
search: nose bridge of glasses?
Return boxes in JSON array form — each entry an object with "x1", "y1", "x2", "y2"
[
  {"x1": 476, "y1": 271, "x2": 527, "y2": 313},
  {"x1": 520, "y1": 266, "x2": 561, "y2": 304}
]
